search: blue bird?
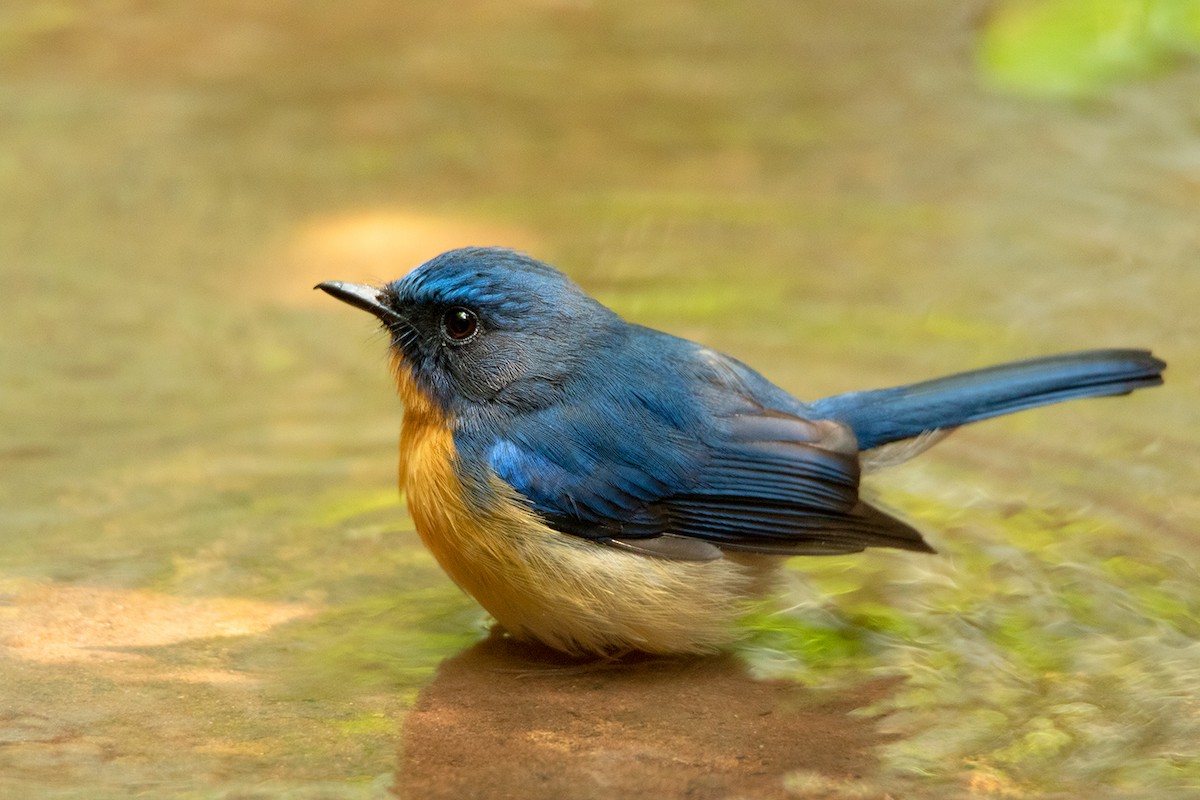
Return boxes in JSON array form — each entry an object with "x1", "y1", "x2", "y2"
[{"x1": 316, "y1": 247, "x2": 1165, "y2": 655}]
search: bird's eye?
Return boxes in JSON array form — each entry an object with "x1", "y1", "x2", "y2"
[{"x1": 442, "y1": 307, "x2": 479, "y2": 341}]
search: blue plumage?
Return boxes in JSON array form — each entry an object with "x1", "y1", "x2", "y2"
[
  {"x1": 810, "y1": 349, "x2": 1166, "y2": 450},
  {"x1": 316, "y1": 247, "x2": 1166, "y2": 653},
  {"x1": 323, "y1": 247, "x2": 1165, "y2": 557}
]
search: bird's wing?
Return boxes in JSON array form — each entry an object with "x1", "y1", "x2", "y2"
[
  {"x1": 480, "y1": 369, "x2": 932, "y2": 559},
  {"x1": 641, "y1": 410, "x2": 932, "y2": 556}
]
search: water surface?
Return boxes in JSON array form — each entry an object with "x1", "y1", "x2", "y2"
[{"x1": 2, "y1": 1, "x2": 1197, "y2": 797}]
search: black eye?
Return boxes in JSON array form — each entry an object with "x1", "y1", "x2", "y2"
[{"x1": 442, "y1": 307, "x2": 479, "y2": 341}]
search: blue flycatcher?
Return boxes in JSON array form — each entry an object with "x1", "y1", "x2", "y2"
[{"x1": 317, "y1": 247, "x2": 1164, "y2": 655}]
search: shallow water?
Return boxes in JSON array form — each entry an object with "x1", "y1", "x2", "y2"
[{"x1": 2, "y1": 1, "x2": 1198, "y2": 797}]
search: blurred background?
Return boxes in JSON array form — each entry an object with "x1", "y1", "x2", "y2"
[{"x1": 1, "y1": 1, "x2": 1198, "y2": 797}]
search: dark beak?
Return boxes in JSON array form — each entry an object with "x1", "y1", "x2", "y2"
[{"x1": 314, "y1": 281, "x2": 402, "y2": 325}]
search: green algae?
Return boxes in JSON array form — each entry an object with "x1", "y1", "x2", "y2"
[
  {"x1": 741, "y1": 485, "x2": 1200, "y2": 796},
  {"x1": 981, "y1": 0, "x2": 1200, "y2": 98}
]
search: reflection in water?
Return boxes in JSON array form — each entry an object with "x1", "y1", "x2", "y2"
[{"x1": 399, "y1": 634, "x2": 896, "y2": 800}]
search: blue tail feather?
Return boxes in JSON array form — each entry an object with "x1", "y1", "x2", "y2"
[{"x1": 811, "y1": 349, "x2": 1166, "y2": 451}]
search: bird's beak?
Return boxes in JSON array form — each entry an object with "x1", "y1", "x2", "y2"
[{"x1": 314, "y1": 281, "x2": 402, "y2": 325}]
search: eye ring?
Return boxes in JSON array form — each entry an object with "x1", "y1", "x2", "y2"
[{"x1": 442, "y1": 307, "x2": 479, "y2": 341}]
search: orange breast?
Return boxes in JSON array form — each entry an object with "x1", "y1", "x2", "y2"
[{"x1": 391, "y1": 353, "x2": 775, "y2": 655}]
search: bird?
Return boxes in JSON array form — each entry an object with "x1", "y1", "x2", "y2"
[{"x1": 316, "y1": 247, "x2": 1165, "y2": 656}]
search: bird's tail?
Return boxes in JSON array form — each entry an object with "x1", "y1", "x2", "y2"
[{"x1": 811, "y1": 349, "x2": 1165, "y2": 451}]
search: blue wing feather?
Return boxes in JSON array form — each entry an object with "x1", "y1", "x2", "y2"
[
  {"x1": 812, "y1": 349, "x2": 1165, "y2": 450},
  {"x1": 459, "y1": 330, "x2": 931, "y2": 557}
]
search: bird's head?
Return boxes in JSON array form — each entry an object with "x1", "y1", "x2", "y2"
[{"x1": 317, "y1": 247, "x2": 618, "y2": 418}]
